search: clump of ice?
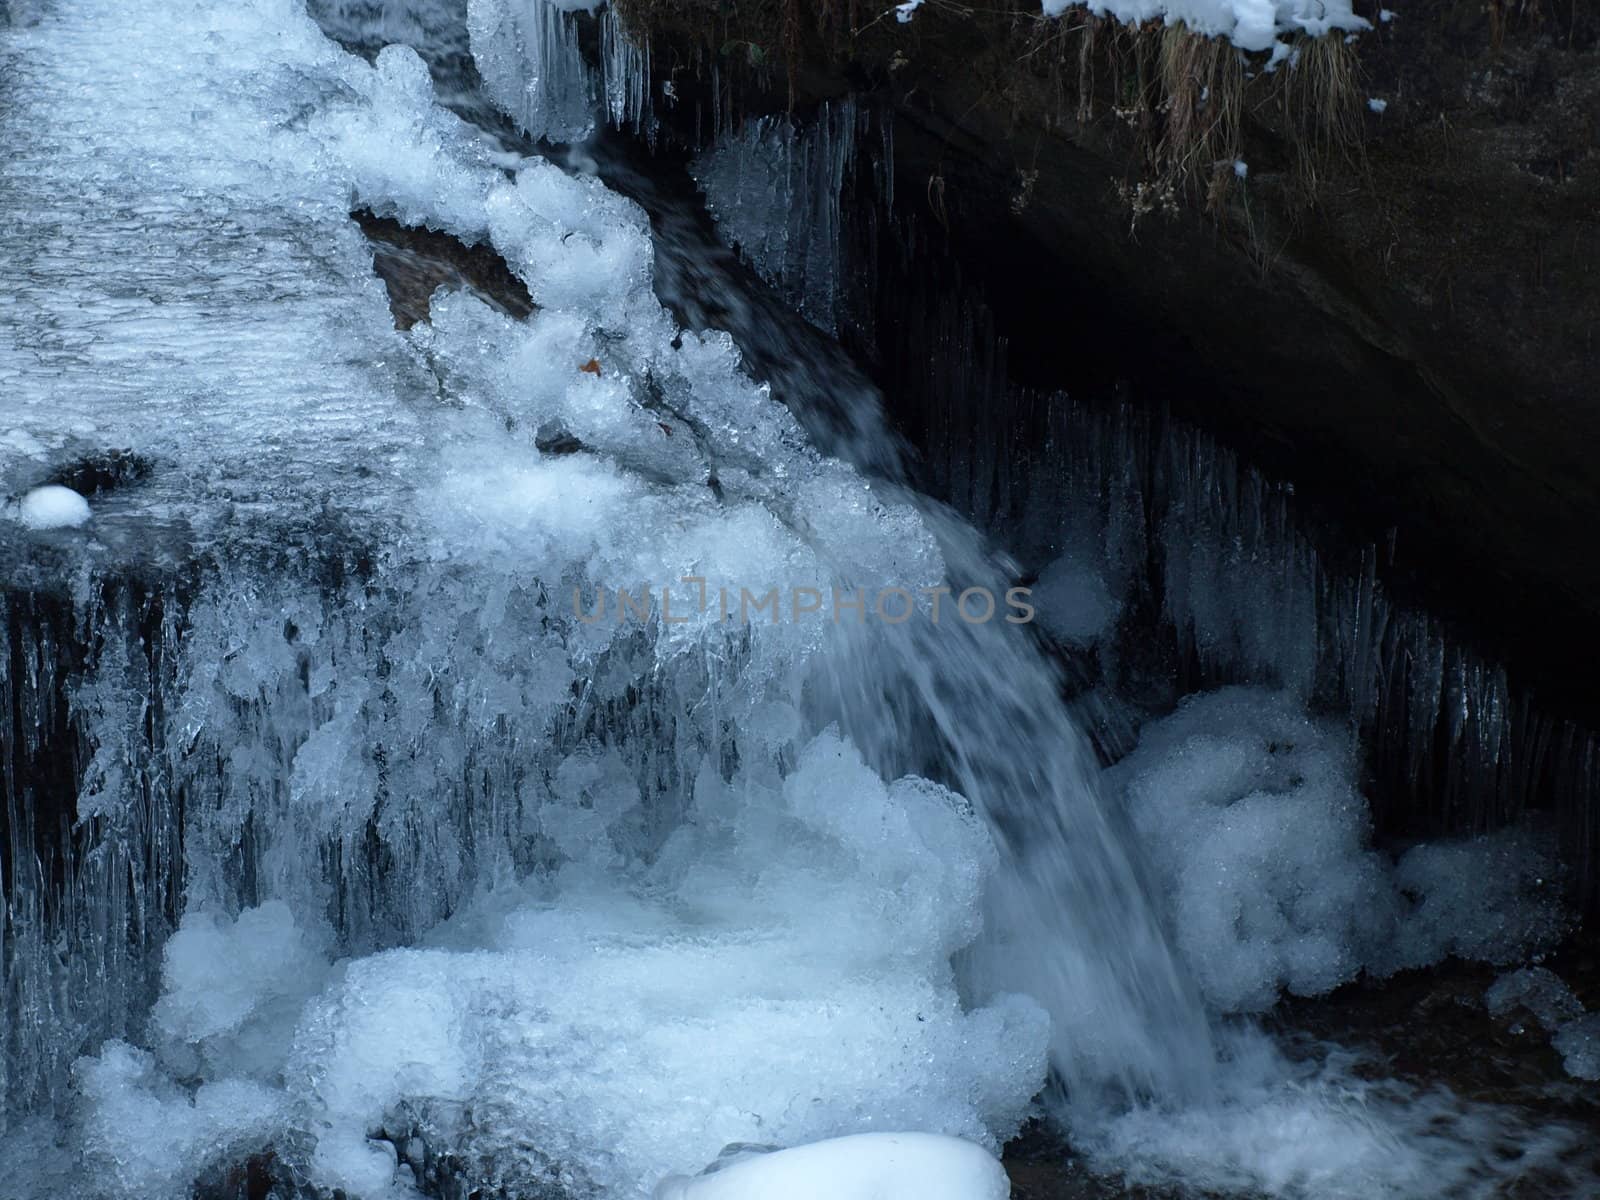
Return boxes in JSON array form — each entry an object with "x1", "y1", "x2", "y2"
[
  {"x1": 1485, "y1": 966, "x2": 1583, "y2": 1032},
  {"x1": 17, "y1": 484, "x2": 91, "y2": 529},
  {"x1": 1553, "y1": 1015, "x2": 1600, "y2": 1081},
  {"x1": 1032, "y1": 547, "x2": 1121, "y2": 644},
  {"x1": 1388, "y1": 825, "x2": 1569, "y2": 969},
  {"x1": 1038, "y1": 0, "x2": 1366, "y2": 54},
  {"x1": 1107, "y1": 689, "x2": 1397, "y2": 1011},
  {"x1": 72, "y1": 1042, "x2": 283, "y2": 1200},
  {"x1": 150, "y1": 901, "x2": 330, "y2": 1081},
  {"x1": 1486, "y1": 969, "x2": 1600, "y2": 1083},
  {"x1": 1108, "y1": 688, "x2": 1570, "y2": 1013},
  {"x1": 654, "y1": 1132, "x2": 1010, "y2": 1200},
  {"x1": 281, "y1": 731, "x2": 1045, "y2": 1198}
]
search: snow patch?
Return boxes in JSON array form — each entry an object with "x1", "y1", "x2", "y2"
[{"x1": 1040, "y1": 0, "x2": 1367, "y2": 54}]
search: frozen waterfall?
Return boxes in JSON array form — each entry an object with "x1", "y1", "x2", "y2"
[{"x1": 0, "y1": 0, "x2": 1595, "y2": 1197}]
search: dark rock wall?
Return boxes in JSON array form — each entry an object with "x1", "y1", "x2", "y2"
[{"x1": 623, "y1": 0, "x2": 1600, "y2": 703}]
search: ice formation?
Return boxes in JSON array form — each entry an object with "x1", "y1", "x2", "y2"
[
  {"x1": 653, "y1": 1133, "x2": 1010, "y2": 1200},
  {"x1": 15, "y1": 485, "x2": 91, "y2": 530},
  {"x1": 464, "y1": 0, "x2": 652, "y2": 142},
  {"x1": 1038, "y1": 0, "x2": 1367, "y2": 53},
  {"x1": 1031, "y1": 547, "x2": 1121, "y2": 644},
  {"x1": 1553, "y1": 1015, "x2": 1600, "y2": 1081},
  {"x1": 1485, "y1": 966, "x2": 1583, "y2": 1031},
  {"x1": 924, "y1": 378, "x2": 1600, "y2": 908},
  {"x1": 1487, "y1": 968, "x2": 1600, "y2": 1083},
  {"x1": 1108, "y1": 689, "x2": 1570, "y2": 1013},
  {"x1": 691, "y1": 101, "x2": 861, "y2": 334},
  {"x1": 468, "y1": 0, "x2": 596, "y2": 142}
]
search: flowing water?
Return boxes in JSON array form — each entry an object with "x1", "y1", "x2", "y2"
[{"x1": 0, "y1": 0, "x2": 1595, "y2": 1197}]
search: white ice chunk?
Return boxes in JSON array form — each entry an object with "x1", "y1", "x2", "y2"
[
  {"x1": 1389, "y1": 826, "x2": 1569, "y2": 970},
  {"x1": 152, "y1": 901, "x2": 331, "y2": 1080},
  {"x1": 1108, "y1": 688, "x2": 1570, "y2": 1013},
  {"x1": 654, "y1": 1132, "x2": 1009, "y2": 1200},
  {"x1": 17, "y1": 484, "x2": 91, "y2": 529},
  {"x1": 1108, "y1": 689, "x2": 1396, "y2": 1012},
  {"x1": 74, "y1": 1042, "x2": 284, "y2": 1199},
  {"x1": 281, "y1": 732, "x2": 1046, "y2": 1198}
]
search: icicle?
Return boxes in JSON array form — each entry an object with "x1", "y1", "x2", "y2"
[
  {"x1": 468, "y1": 0, "x2": 595, "y2": 143},
  {"x1": 600, "y1": 7, "x2": 652, "y2": 136},
  {"x1": 690, "y1": 100, "x2": 862, "y2": 334}
]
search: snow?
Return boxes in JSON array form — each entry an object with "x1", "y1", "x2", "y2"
[
  {"x1": 1234, "y1": 158, "x2": 1250, "y2": 178},
  {"x1": 654, "y1": 1133, "x2": 1010, "y2": 1200},
  {"x1": 1368, "y1": 97, "x2": 1389, "y2": 113},
  {"x1": 1039, "y1": 0, "x2": 1367, "y2": 54},
  {"x1": 16, "y1": 484, "x2": 91, "y2": 529}
]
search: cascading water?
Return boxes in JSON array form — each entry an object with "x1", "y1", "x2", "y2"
[{"x1": 1, "y1": 0, "x2": 1596, "y2": 1197}]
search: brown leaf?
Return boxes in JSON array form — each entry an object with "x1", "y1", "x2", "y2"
[
  {"x1": 657, "y1": 422, "x2": 673, "y2": 437},
  {"x1": 579, "y1": 358, "x2": 602, "y2": 376}
]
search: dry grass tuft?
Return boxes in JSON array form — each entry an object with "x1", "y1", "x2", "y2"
[{"x1": 1272, "y1": 33, "x2": 1365, "y2": 193}]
